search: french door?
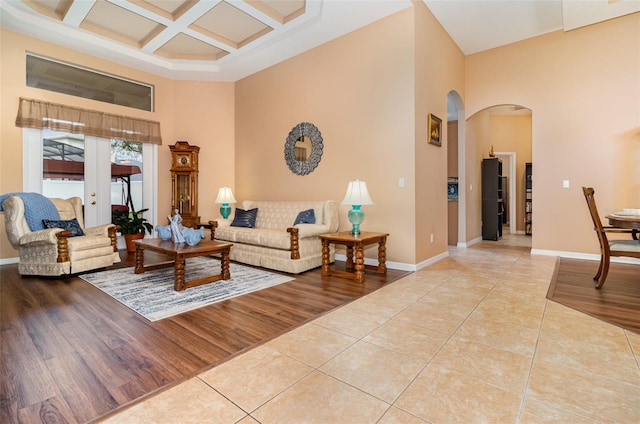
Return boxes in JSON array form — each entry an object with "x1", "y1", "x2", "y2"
[{"x1": 22, "y1": 128, "x2": 157, "y2": 228}]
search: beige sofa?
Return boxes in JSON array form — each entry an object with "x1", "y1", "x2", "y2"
[{"x1": 210, "y1": 200, "x2": 339, "y2": 273}]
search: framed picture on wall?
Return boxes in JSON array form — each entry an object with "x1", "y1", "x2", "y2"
[{"x1": 428, "y1": 113, "x2": 442, "y2": 146}]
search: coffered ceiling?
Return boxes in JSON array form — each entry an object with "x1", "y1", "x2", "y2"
[
  {"x1": 1, "y1": 0, "x2": 638, "y2": 82},
  {"x1": 0, "y1": 0, "x2": 412, "y2": 81}
]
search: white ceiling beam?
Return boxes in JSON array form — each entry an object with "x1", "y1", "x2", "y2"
[{"x1": 62, "y1": 0, "x2": 96, "y2": 27}]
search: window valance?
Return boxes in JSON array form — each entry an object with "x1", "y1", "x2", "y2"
[{"x1": 15, "y1": 97, "x2": 162, "y2": 145}]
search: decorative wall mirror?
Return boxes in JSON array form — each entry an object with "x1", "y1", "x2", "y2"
[{"x1": 284, "y1": 122, "x2": 323, "y2": 175}]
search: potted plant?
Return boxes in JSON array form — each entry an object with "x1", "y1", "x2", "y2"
[{"x1": 112, "y1": 208, "x2": 154, "y2": 252}]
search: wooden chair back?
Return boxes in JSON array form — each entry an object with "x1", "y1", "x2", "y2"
[
  {"x1": 582, "y1": 186, "x2": 640, "y2": 288},
  {"x1": 582, "y1": 187, "x2": 608, "y2": 253}
]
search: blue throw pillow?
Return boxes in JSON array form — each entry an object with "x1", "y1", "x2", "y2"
[
  {"x1": 42, "y1": 218, "x2": 85, "y2": 237},
  {"x1": 230, "y1": 208, "x2": 258, "y2": 228},
  {"x1": 293, "y1": 209, "x2": 316, "y2": 225}
]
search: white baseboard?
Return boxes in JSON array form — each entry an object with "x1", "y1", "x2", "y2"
[
  {"x1": 334, "y1": 254, "x2": 417, "y2": 272},
  {"x1": 335, "y1": 249, "x2": 450, "y2": 273},
  {"x1": 0, "y1": 257, "x2": 19, "y2": 266},
  {"x1": 458, "y1": 236, "x2": 482, "y2": 248},
  {"x1": 414, "y1": 250, "x2": 450, "y2": 271}
]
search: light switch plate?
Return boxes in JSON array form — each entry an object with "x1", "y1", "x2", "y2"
[{"x1": 563, "y1": 180, "x2": 570, "y2": 188}]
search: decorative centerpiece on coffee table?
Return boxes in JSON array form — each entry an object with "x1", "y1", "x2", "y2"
[{"x1": 157, "y1": 209, "x2": 204, "y2": 246}]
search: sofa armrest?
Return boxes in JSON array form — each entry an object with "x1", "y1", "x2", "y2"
[
  {"x1": 208, "y1": 220, "x2": 218, "y2": 240},
  {"x1": 287, "y1": 227, "x2": 300, "y2": 259},
  {"x1": 295, "y1": 224, "x2": 331, "y2": 238}
]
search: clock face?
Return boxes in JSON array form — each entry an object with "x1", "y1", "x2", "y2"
[{"x1": 178, "y1": 155, "x2": 190, "y2": 166}]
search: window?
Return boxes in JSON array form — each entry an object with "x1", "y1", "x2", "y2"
[{"x1": 26, "y1": 54, "x2": 154, "y2": 111}]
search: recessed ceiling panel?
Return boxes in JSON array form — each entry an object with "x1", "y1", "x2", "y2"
[
  {"x1": 21, "y1": 0, "x2": 71, "y2": 20},
  {"x1": 81, "y1": 0, "x2": 165, "y2": 47},
  {"x1": 155, "y1": 33, "x2": 229, "y2": 60},
  {"x1": 132, "y1": 0, "x2": 196, "y2": 20},
  {"x1": 261, "y1": 0, "x2": 305, "y2": 19},
  {"x1": 192, "y1": 1, "x2": 271, "y2": 46}
]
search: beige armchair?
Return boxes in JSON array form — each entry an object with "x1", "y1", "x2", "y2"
[{"x1": 2, "y1": 196, "x2": 120, "y2": 276}]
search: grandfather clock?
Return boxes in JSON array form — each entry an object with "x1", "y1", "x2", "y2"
[{"x1": 170, "y1": 141, "x2": 200, "y2": 228}]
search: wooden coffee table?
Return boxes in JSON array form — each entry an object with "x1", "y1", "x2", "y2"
[
  {"x1": 319, "y1": 231, "x2": 389, "y2": 283},
  {"x1": 133, "y1": 238, "x2": 232, "y2": 291}
]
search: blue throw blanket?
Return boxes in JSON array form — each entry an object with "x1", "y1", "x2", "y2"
[{"x1": 0, "y1": 192, "x2": 61, "y2": 231}]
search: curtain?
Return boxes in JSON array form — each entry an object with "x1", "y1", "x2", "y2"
[{"x1": 15, "y1": 97, "x2": 162, "y2": 144}]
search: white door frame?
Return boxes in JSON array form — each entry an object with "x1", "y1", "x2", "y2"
[
  {"x1": 495, "y1": 151, "x2": 517, "y2": 234},
  {"x1": 22, "y1": 128, "x2": 157, "y2": 228}
]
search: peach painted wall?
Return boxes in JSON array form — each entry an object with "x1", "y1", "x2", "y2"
[
  {"x1": 414, "y1": 0, "x2": 465, "y2": 263},
  {"x1": 466, "y1": 12, "x2": 640, "y2": 255},
  {"x1": 235, "y1": 3, "x2": 464, "y2": 265},
  {"x1": 0, "y1": 29, "x2": 235, "y2": 260},
  {"x1": 464, "y1": 109, "x2": 489, "y2": 241},
  {"x1": 235, "y1": 9, "x2": 417, "y2": 264},
  {"x1": 171, "y1": 81, "x2": 235, "y2": 222}
]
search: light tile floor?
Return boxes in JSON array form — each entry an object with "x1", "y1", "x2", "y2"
[{"x1": 101, "y1": 234, "x2": 640, "y2": 423}]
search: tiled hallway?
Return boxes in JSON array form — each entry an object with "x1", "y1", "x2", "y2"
[{"x1": 100, "y1": 235, "x2": 640, "y2": 423}]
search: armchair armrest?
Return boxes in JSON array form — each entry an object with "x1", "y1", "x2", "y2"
[
  {"x1": 84, "y1": 223, "x2": 116, "y2": 236},
  {"x1": 18, "y1": 228, "x2": 72, "y2": 263},
  {"x1": 19, "y1": 228, "x2": 69, "y2": 246},
  {"x1": 85, "y1": 224, "x2": 119, "y2": 251}
]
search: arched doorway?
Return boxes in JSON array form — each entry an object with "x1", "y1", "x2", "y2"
[{"x1": 467, "y1": 104, "x2": 532, "y2": 243}]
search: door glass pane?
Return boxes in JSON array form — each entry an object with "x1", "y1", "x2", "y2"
[
  {"x1": 42, "y1": 129, "x2": 86, "y2": 200},
  {"x1": 111, "y1": 140, "x2": 143, "y2": 220},
  {"x1": 42, "y1": 131, "x2": 144, "y2": 225}
]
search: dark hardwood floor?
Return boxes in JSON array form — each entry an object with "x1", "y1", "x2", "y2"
[
  {"x1": 0, "y1": 251, "x2": 410, "y2": 424},
  {"x1": 547, "y1": 257, "x2": 640, "y2": 334}
]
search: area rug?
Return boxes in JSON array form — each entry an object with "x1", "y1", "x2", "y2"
[{"x1": 80, "y1": 257, "x2": 294, "y2": 321}]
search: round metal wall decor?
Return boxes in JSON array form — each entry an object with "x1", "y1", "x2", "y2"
[{"x1": 284, "y1": 122, "x2": 324, "y2": 176}]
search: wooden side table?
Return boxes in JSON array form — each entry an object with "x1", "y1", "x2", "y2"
[{"x1": 319, "y1": 231, "x2": 389, "y2": 283}]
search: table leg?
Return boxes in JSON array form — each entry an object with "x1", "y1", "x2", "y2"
[
  {"x1": 221, "y1": 247, "x2": 231, "y2": 280},
  {"x1": 321, "y1": 240, "x2": 330, "y2": 276},
  {"x1": 354, "y1": 242, "x2": 365, "y2": 284},
  {"x1": 346, "y1": 245, "x2": 354, "y2": 270},
  {"x1": 174, "y1": 255, "x2": 186, "y2": 291},
  {"x1": 134, "y1": 246, "x2": 144, "y2": 274},
  {"x1": 377, "y1": 237, "x2": 387, "y2": 274}
]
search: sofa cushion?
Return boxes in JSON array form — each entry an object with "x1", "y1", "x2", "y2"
[
  {"x1": 42, "y1": 218, "x2": 85, "y2": 237},
  {"x1": 293, "y1": 209, "x2": 316, "y2": 225},
  {"x1": 243, "y1": 201, "x2": 326, "y2": 230},
  {"x1": 68, "y1": 234, "x2": 113, "y2": 251},
  {"x1": 230, "y1": 208, "x2": 258, "y2": 228},
  {"x1": 216, "y1": 227, "x2": 292, "y2": 250}
]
